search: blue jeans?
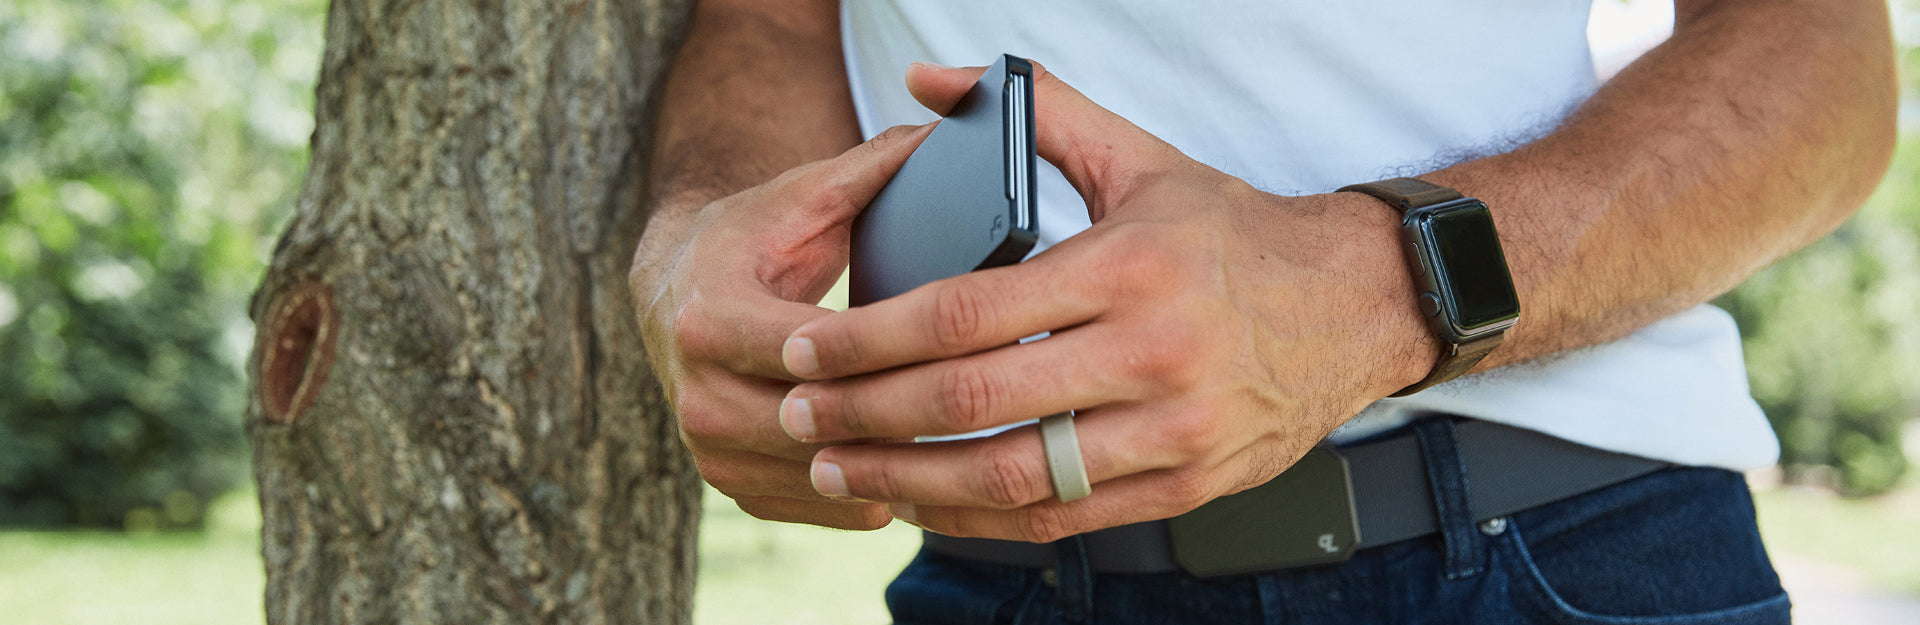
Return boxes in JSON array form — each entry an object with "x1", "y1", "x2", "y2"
[{"x1": 885, "y1": 421, "x2": 1790, "y2": 624}]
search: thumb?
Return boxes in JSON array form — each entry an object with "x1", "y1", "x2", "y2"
[
  {"x1": 772, "y1": 121, "x2": 936, "y2": 225},
  {"x1": 903, "y1": 62, "x2": 981, "y2": 117},
  {"x1": 744, "y1": 122, "x2": 936, "y2": 303},
  {"x1": 905, "y1": 60, "x2": 1176, "y2": 204}
]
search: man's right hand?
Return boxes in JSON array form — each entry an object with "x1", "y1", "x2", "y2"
[{"x1": 628, "y1": 123, "x2": 932, "y2": 530}]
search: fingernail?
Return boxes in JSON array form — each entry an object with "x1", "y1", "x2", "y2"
[
  {"x1": 811, "y1": 461, "x2": 849, "y2": 498},
  {"x1": 888, "y1": 503, "x2": 918, "y2": 525},
  {"x1": 910, "y1": 61, "x2": 953, "y2": 70},
  {"x1": 779, "y1": 397, "x2": 816, "y2": 441},
  {"x1": 783, "y1": 337, "x2": 821, "y2": 377}
]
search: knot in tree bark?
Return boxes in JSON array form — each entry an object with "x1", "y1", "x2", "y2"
[{"x1": 259, "y1": 280, "x2": 337, "y2": 425}]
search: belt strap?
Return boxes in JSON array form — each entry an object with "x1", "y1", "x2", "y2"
[{"x1": 922, "y1": 420, "x2": 1669, "y2": 575}]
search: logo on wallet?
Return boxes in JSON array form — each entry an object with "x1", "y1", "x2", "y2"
[{"x1": 1318, "y1": 533, "x2": 1339, "y2": 554}]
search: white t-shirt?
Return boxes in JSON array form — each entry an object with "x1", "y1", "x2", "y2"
[{"x1": 841, "y1": 0, "x2": 1779, "y2": 471}]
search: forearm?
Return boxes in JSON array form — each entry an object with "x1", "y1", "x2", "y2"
[
  {"x1": 641, "y1": 0, "x2": 859, "y2": 248},
  {"x1": 1419, "y1": 0, "x2": 1895, "y2": 371}
]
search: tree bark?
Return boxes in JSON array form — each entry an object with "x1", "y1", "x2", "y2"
[{"x1": 245, "y1": 0, "x2": 697, "y2": 623}]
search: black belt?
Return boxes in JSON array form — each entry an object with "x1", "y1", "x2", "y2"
[{"x1": 923, "y1": 419, "x2": 1669, "y2": 577}]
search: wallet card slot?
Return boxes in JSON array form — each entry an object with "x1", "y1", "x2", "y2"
[{"x1": 1004, "y1": 70, "x2": 1032, "y2": 233}]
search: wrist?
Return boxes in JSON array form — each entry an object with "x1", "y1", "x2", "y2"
[
  {"x1": 1336, "y1": 174, "x2": 1525, "y2": 397},
  {"x1": 1327, "y1": 191, "x2": 1448, "y2": 399}
]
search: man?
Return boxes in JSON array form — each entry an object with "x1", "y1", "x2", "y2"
[{"x1": 630, "y1": 1, "x2": 1894, "y2": 623}]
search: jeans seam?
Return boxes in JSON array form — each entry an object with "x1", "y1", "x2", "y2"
[{"x1": 1007, "y1": 570, "x2": 1046, "y2": 625}]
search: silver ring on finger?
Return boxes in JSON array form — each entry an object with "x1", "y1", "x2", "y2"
[{"x1": 1040, "y1": 412, "x2": 1091, "y2": 502}]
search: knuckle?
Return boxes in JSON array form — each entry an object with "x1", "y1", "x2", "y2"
[
  {"x1": 810, "y1": 326, "x2": 866, "y2": 376},
  {"x1": 829, "y1": 390, "x2": 872, "y2": 438},
  {"x1": 1101, "y1": 225, "x2": 1166, "y2": 270},
  {"x1": 1161, "y1": 467, "x2": 1216, "y2": 512},
  {"x1": 1159, "y1": 407, "x2": 1223, "y2": 461},
  {"x1": 1117, "y1": 338, "x2": 1167, "y2": 384},
  {"x1": 869, "y1": 124, "x2": 917, "y2": 148},
  {"x1": 675, "y1": 397, "x2": 736, "y2": 445},
  {"x1": 800, "y1": 174, "x2": 862, "y2": 220},
  {"x1": 1099, "y1": 224, "x2": 1205, "y2": 293},
  {"x1": 929, "y1": 284, "x2": 993, "y2": 351},
  {"x1": 1126, "y1": 322, "x2": 1207, "y2": 392},
  {"x1": 866, "y1": 467, "x2": 907, "y2": 502},
  {"x1": 668, "y1": 300, "x2": 717, "y2": 360},
  {"x1": 840, "y1": 455, "x2": 907, "y2": 502},
  {"x1": 691, "y1": 456, "x2": 745, "y2": 493},
  {"x1": 936, "y1": 364, "x2": 1005, "y2": 432},
  {"x1": 1158, "y1": 354, "x2": 1209, "y2": 394},
  {"x1": 973, "y1": 446, "x2": 1046, "y2": 509},
  {"x1": 767, "y1": 162, "x2": 816, "y2": 190},
  {"x1": 1012, "y1": 506, "x2": 1077, "y2": 544},
  {"x1": 847, "y1": 505, "x2": 894, "y2": 531},
  {"x1": 1121, "y1": 331, "x2": 1182, "y2": 391},
  {"x1": 798, "y1": 381, "x2": 870, "y2": 439},
  {"x1": 851, "y1": 135, "x2": 885, "y2": 159},
  {"x1": 1031, "y1": 60, "x2": 1058, "y2": 87}
]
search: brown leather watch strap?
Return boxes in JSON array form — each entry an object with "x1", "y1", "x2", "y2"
[
  {"x1": 1391, "y1": 330, "x2": 1503, "y2": 397},
  {"x1": 1338, "y1": 177, "x2": 1462, "y2": 214}
]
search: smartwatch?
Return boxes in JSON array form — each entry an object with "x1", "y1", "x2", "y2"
[{"x1": 1338, "y1": 177, "x2": 1519, "y2": 397}]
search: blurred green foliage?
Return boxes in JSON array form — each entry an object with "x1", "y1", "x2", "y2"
[
  {"x1": 0, "y1": 0, "x2": 322, "y2": 528},
  {"x1": 1723, "y1": 130, "x2": 1920, "y2": 496},
  {"x1": 1717, "y1": 28, "x2": 1920, "y2": 495}
]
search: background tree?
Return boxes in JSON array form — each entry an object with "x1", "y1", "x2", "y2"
[{"x1": 243, "y1": 0, "x2": 697, "y2": 622}]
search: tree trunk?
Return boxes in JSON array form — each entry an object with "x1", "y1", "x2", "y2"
[{"x1": 245, "y1": 1, "x2": 697, "y2": 623}]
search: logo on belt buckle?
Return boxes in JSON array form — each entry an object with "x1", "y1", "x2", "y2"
[{"x1": 1167, "y1": 447, "x2": 1361, "y2": 578}]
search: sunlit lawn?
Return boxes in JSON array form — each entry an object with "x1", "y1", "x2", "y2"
[
  {"x1": 0, "y1": 486, "x2": 922, "y2": 625},
  {"x1": 0, "y1": 479, "x2": 1914, "y2": 625},
  {"x1": 692, "y1": 487, "x2": 920, "y2": 625},
  {"x1": 1753, "y1": 485, "x2": 1920, "y2": 594},
  {"x1": 0, "y1": 492, "x2": 267, "y2": 625}
]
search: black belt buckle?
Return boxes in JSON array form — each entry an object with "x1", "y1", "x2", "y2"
[{"x1": 1168, "y1": 447, "x2": 1361, "y2": 578}]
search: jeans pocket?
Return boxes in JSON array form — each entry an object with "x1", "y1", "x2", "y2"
[
  {"x1": 1497, "y1": 470, "x2": 1791, "y2": 625},
  {"x1": 885, "y1": 549, "x2": 1037, "y2": 625}
]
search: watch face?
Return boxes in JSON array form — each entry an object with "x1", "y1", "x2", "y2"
[{"x1": 1421, "y1": 201, "x2": 1519, "y2": 337}]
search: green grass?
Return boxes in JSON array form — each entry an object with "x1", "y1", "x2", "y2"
[
  {"x1": 693, "y1": 487, "x2": 921, "y2": 625},
  {"x1": 0, "y1": 486, "x2": 921, "y2": 625},
  {"x1": 1754, "y1": 485, "x2": 1920, "y2": 594},
  {"x1": 0, "y1": 479, "x2": 1914, "y2": 625},
  {"x1": 0, "y1": 492, "x2": 266, "y2": 625}
]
